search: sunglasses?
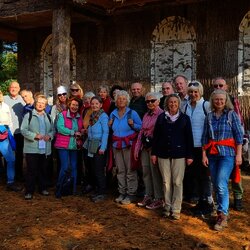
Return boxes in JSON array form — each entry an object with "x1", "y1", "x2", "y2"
[
  {"x1": 146, "y1": 99, "x2": 157, "y2": 104},
  {"x1": 213, "y1": 84, "x2": 224, "y2": 88},
  {"x1": 71, "y1": 89, "x2": 79, "y2": 92},
  {"x1": 58, "y1": 93, "x2": 67, "y2": 97},
  {"x1": 188, "y1": 82, "x2": 200, "y2": 87}
]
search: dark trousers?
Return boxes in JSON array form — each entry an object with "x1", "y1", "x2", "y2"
[
  {"x1": 25, "y1": 153, "x2": 47, "y2": 194},
  {"x1": 82, "y1": 148, "x2": 95, "y2": 187},
  {"x1": 14, "y1": 133, "x2": 24, "y2": 180},
  {"x1": 90, "y1": 152, "x2": 106, "y2": 195}
]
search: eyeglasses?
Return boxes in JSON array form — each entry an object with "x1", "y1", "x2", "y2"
[
  {"x1": 188, "y1": 82, "x2": 200, "y2": 87},
  {"x1": 213, "y1": 84, "x2": 224, "y2": 88},
  {"x1": 58, "y1": 93, "x2": 67, "y2": 97},
  {"x1": 71, "y1": 89, "x2": 79, "y2": 92},
  {"x1": 146, "y1": 99, "x2": 157, "y2": 104}
]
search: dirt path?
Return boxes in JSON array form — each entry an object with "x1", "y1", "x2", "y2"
[{"x1": 0, "y1": 174, "x2": 249, "y2": 250}]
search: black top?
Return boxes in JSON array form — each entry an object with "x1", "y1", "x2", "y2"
[{"x1": 129, "y1": 96, "x2": 147, "y2": 120}]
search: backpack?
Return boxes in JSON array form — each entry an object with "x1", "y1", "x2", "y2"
[
  {"x1": 184, "y1": 100, "x2": 208, "y2": 116},
  {"x1": 55, "y1": 168, "x2": 74, "y2": 198},
  {"x1": 110, "y1": 109, "x2": 136, "y2": 131},
  {"x1": 28, "y1": 110, "x2": 52, "y2": 124}
]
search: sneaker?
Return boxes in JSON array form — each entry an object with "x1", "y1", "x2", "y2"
[
  {"x1": 234, "y1": 198, "x2": 243, "y2": 211},
  {"x1": 162, "y1": 208, "x2": 171, "y2": 218},
  {"x1": 171, "y1": 212, "x2": 181, "y2": 220},
  {"x1": 6, "y1": 183, "x2": 22, "y2": 192},
  {"x1": 146, "y1": 199, "x2": 164, "y2": 210},
  {"x1": 120, "y1": 195, "x2": 137, "y2": 205},
  {"x1": 137, "y1": 195, "x2": 152, "y2": 207},
  {"x1": 24, "y1": 193, "x2": 33, "y2": 200},
  {"x1": 41, "y1": 190, "x2": 49, "y2": 196},
  {"x1": 115, "y1": 194, "x2": 126, "y2": 203},
  {"x1": 91, "y1": 194, "x2": 106, "y2": 203},
  {"x1": 214, "y1": 213, "x2": 228, "y2": 231}
]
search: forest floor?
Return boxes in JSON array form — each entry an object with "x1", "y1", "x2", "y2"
[{"x1": 0, "y1": 170, "x2": 249, "y2": 250}]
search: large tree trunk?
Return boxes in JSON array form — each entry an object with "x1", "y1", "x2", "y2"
[{"x1": 52, "y1": 5, "x2": 71, "y2": 97}]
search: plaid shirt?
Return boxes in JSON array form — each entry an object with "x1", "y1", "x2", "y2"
[{"x1": 202, "y1": 110, "x2": 243, "y2": 156}]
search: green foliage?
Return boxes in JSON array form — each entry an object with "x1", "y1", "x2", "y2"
[{"x1": 0, "y1": 52, "x2": 17, "y2": 95}]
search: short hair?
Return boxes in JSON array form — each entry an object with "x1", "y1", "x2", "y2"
[
  {"x1": 210, "y1": 89, "x2": 234, "y2": 111},
  {"x1": 67, "y1": 96, "x2": 82, "y2": 111},
  {"x1": 98, "y1": 85, "x2": 109, "y2": 94},
  {"x1": 173, "y1": 75, "x2": 188, "y2": 84},
  {"x1": 9, "y1": 81, "x2": 20, "y2": 90},
  {"x1": 115, "y1": 90, "x2": 130, "y2": 105},
  {"x1": 34, "y1": 94, "x2": 48, "y2": 106},
  {"x1": 212, "y1": 77, "x2": 227, "y2": 85},
  {"x1": 20, "y1": 89, "x2": 33, "y2": 98},
  {"x1": 91, "y1": 95, "x2": 103, "y2": 104},
  {"x1": 145, "y1": 92, "x2": 161, "y2": 101},
  {"x1": 131, "y1": 82, "x2": 143, "y2": 89},
  {"x1": 164, "y1": 93, "x2": 181, "y2": 111},
  {"x1": 187, "y1": 80, "x2": 204, "y2": 96},
  {"x1": 84, "y1": 91, "x2": 95, "y2": 100},
  {"x1": 110, "y1": 85, "x2": 124, "y2": 99}
]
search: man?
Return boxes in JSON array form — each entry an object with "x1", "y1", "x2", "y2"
[
  {"x1": 20, "y1": 90, "x2": 35, "y2": 116},
  {"x1": 4, "y1": 81, "x2": 25, "y2": 181},
  {"x1": 173, "y1": 75, "x2": 189, "y2": 109},
  {"x1": 212, "y1": 77, "x2": 245, "y2": 211},
  {"x1": 159, "y1": 81, "x2": 174, "y2": 110},
  {"x1": 129, "y1": 82, "x2": 147, "y2": 120}
]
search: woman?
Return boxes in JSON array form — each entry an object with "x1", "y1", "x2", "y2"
[
  {"x1": 182, "y1": 81, "x2": 214, "y2": 216},
  {"x1": 151, "y1": 94, "x2": 194, "y2": 220},
  {"x1": 0, "y1": 91, "x2": 20, "y2": 192},
  {"x1": 134, "y1": 92, "x2": 164, "y2": 210},
  {"x1": 21, "y1": 95, "x2": 54, "y2": 200},
  {"x1": 51, "y1": 85, "x2": 68, "y2": 122},
  {"x1": 202, "y1": 89, "x2": 243, "y2": 231},
  {"x1": 98, "y1": 85, "x2": 111, "y2": 114},
  {"x1": 84, "y1": 96, "x2": 109, "y2": 202},
  {"x1": 109, "y1": 85, "x2": 124, "y2": 114},
  {"x1": 54, "y1": 97, "x2": 83, "y2": 194},
  {"x1": 109, "y1": 90, "x2": 142, "y2": 205},
  {"x1": 69, "y1": 83, "x2": 84, "y2": 100}
]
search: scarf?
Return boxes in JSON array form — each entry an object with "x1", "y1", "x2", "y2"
[
  {"x1": 165, "y1": 110, "x2": 180, "y2": 122},
  {"x1": 89, "y1": 109, "x2": 104, "y2": 126}
]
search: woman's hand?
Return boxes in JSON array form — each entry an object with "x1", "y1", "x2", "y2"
[
  {"x1": 202, "y1": 155, "x2": 209, "y2": 167},
  {"x1": 151, "y1": 155, "x2": 158, "y2": 165},
  {"x1": 235, "y1": 154, "x2": 242, "y2": 166},
  {"x1": 186, "y1": 158, "x2": 193, "y2": 166},
  {"x1": 128, "y1": 119, "x2": 134, "y2": 127},
  {"x1": 98, "y1": 149, "x2": 105, "y2": 155},
  {"x1": 74, "y1": 131, "x2": 81, "y2": 138},
  {"x1": 134, "y1": 151, "x2": 138, "y2": 161},
  {"x1": 43, "y1": 135, "x2": 51, "y2": 141},
  {"x1": 108, "y1": 119, "x2": 113, "y2": 127},
  {"x1": 34, "y1": 134, "x2": 43, "y2": 140}
]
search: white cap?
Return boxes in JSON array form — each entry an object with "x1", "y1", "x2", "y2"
[{"x1": 57, "y1": 86, "x2": 67, "y2": 95}]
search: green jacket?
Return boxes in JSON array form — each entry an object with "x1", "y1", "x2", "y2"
[{"x1": 21, "y1": 110, "x2": 54, "y2": 156}]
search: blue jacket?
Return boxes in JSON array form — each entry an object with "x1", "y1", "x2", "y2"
[{"x1": 110, "y1": 107, "x2": 142, "y2": 148}]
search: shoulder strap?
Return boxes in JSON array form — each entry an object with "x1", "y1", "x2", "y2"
[
  {"x1": 184, "y1": 104, "x2": 188, "y2": 114},
  {"x1": 202, "y1": 101, "x2": 208, "y2": 116},
  {"x1": 127, "y1": 109, "x2": 132, "y2": 120},
  {"x1": 28, "y1": 111, "x2": 51, "y2": 125},
  {"x1": 227, "y1": 110, "x2": 233, "y2": 128}
]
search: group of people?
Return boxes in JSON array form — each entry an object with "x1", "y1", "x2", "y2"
[{"x1": 0, "y1": 76, "x2": 246, "y2": 232}]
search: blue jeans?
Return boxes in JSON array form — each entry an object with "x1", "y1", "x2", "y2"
[
  {"x1": 0, "y1": 139, "x2": 15, "y2": 184},
  {"x1": 57, "y1": 149, "x2": 78, "y2": 192},
  {"x1": 208, "y1": 155, "x2": 234, "y2": 215}
]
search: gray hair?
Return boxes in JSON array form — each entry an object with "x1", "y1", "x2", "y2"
[
  {"x1": 98, "y1": 84, "x2": 109, "y2": 94},
  {"x1": 164, "y1": 93, "x2": 181, "y2": 111},
  {"x1": 115, "y1": 90, "x2": 130, "y2": 105},
  {"x1": 210, "y1": 89, "x2": 234, "y2": 111},
  {"x1": 84, "y1": 91, "x2": 95, "y2": 99},
  {"x1": 187, "y1": 80, "x2": 204, "y2": 96},
  {"x1": 145, "y1": 92, "x2": 161, "y2": 101}
]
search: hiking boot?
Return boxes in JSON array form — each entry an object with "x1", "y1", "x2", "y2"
[
  {"x1": 137, "y1": 195, "x2": 152, "y2": 207},
  {"x1": 120, "y1": 195, "x2": 137, "y2": 205},
  {"x1": 146, "y1": 199, "x2": 164, "y2": 210},
  {"x1": 162, "y1": 207, "x2": 171, "y2": 217},
  {"x1": 6, "y1": 183, "x2": 22, "y2": 192},
  {"x1": 234, "y1": 198, "x2": 243, "y2": 211},
  {"x1": 91, "y1": 194, "x2": 106, "y2": 203},
  {"x1": 40, "y1": 190, "x2": 49, "y2": 196},
  {"x1": 115, "y1": 194, "x2": 126, "y2": 203},
  {"x1": 214, "y1": 212, "x2": 228, "y2": 231},
  {"x1": 171, "y1": 212, "x2": 181, "y2": 220},
  {"x1": 24, "y1": 193, "x2": 33, "y2": 200}
]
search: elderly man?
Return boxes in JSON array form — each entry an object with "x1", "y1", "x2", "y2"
[
  {"x1": 20, "y1": 90, "x2": 35, "y2": 116},
  {"x1": 212, "y1": 77, "x2": 246, "y2": 211},
  {"x1": 4, "y1": 81, "x2": 25, "y2": 181},
  {"x1": 129, "y1": 82, "x2": 147, "y2": 120},
  {"x1": 173, "y1": 75, "x2": 189, "y2": 109},
  {"x1": 159, "y1": 81, "x2": 174, "y2": 110}
]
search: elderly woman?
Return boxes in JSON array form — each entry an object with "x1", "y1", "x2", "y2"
[
  {"x1": 151, "y1": 94, "x2": 194, "y2": 220},
  {"x1": 109, "y1": 90, "x2": 142, "y2": 205},
  {"x1": 202, "y1": 89, "x2": 243, "y2": 231},
  {"x1": 182, "y1": 81, "x2": 214, "y2": 216},
  {"x1": 84, "y1": 96, "x2": 109, "y2": 202},
  {"x1": 0, "y1": 91, "x2": 20, "y2": 192},
  {"x1": 134, "y1": 92, "x2": 164, "y2": 210},
  {"x1": 21, "y1": 95, "x2": 54, "y2": 200},
  {"x1": 98, "y1": 85, "x2": 111, "y2": 114},
  {"x1": 54, "y1": 97, "x2": 83, "y2": 194},
  {"x1": 51, "y1": 85, "x2": 68, "y2": 123}
]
